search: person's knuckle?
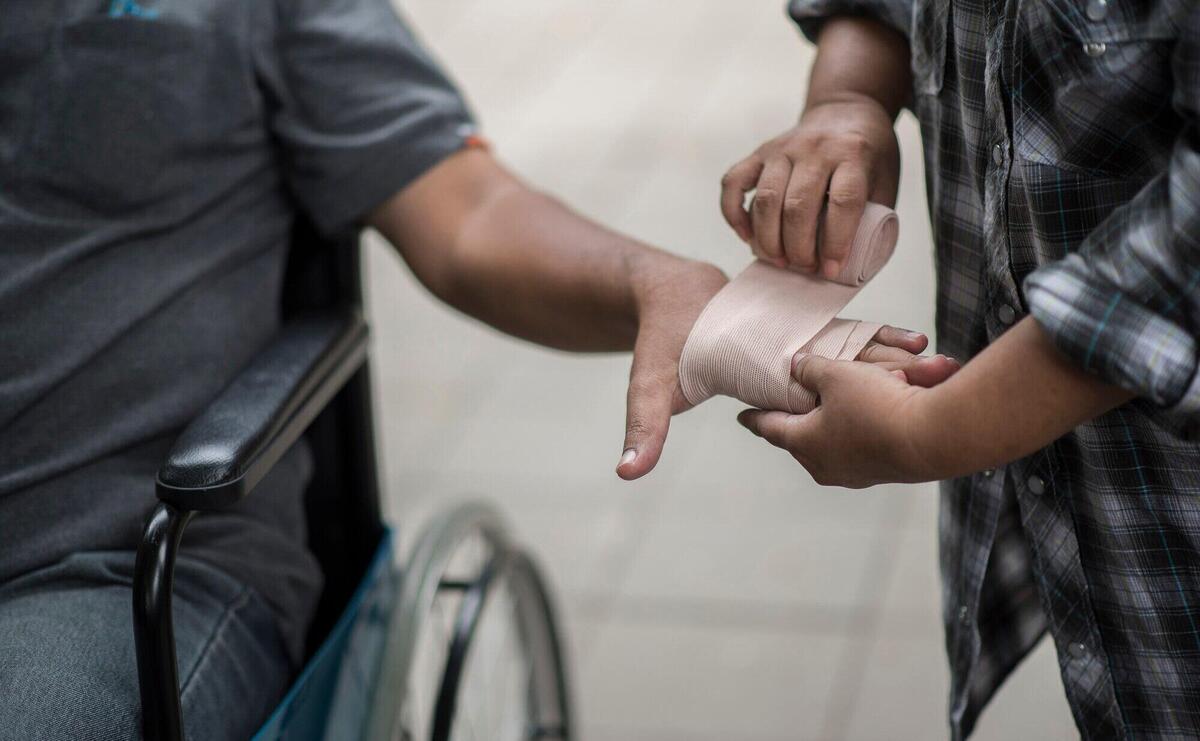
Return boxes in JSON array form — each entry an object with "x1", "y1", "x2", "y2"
[
  {"x1": 840, "y1": 133, "x2": 872, "y2": 158},
  {"x1": 827, "y1": 187, "x2": 864, "y2": 210},
  {"x1": 782, "y1": 196, "x2": 811, "y2": 225},
  {"x1": 753, "y1": 189, "x2": 781, "y2": 213}
]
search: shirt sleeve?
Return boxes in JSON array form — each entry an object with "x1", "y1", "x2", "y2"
[
  {"x1": 256, "y1": 0, "x2": 476, "y2": 235},
  {"x1": 786, "y1": 0, "x2": 912, "y2": 44},
  {"x1": 1024, "y1": 9, "x2": 1200, "y2": 431}
]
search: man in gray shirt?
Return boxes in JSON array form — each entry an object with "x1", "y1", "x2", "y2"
[{"x1": 0, "y1": 0, "x2": 935, "y2": 737}]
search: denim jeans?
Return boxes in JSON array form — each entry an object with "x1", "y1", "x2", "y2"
[{"x1": 0, "y1": 551, "x2": 292, "y2": 740}]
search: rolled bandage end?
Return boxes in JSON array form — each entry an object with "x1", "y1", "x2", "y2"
[{"x1": 679, "y1": 203, "x2": 898, "y2": 413}]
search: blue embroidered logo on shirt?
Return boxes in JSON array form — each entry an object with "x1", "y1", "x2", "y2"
[{"x1": 108, "y1": 0, "x2": 159, "y2": 19}]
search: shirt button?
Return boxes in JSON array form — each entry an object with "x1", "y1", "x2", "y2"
[
  {"x1": 1068, "y1": 642, "x2": 1089, "y2": 660},
  {"x1": 1028, "y1": 475, "x2": 1046, "y2": 495},
  {"x1": 1083, "y1": 41, "x2": 1107, "y2": 57},
  {"x1": 983, "y1": 469, "x2": 995, "y2": 478},
  {"x1": 1086, "y1": 0, "x2": 1108, "y2": 21},
  {"x1": 957, "y1": 605, "x2": 971, "y2": 625},
  {"x1": 997, "y1": 304, "x2": 1017, "y2": 325},
  {"x1": 991, "y1": 143, "x2": 1004, "y2": 166}
]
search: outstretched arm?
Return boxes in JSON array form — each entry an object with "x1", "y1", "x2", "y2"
[
  {"x1": 369, "y1": 148, "x2": 943, "y2": 479},
  {"x1": 369, "y1": 147, "x2": 726, "y2": 479}
]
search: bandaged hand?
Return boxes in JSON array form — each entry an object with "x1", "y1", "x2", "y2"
[
  {"x1": 616, "y1": 248, "x2": 953, "y2": 481},
  {"x1": 677, "y1": 204, "x2": 955, "y2": 415}
]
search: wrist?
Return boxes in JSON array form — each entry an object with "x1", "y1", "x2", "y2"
[
  {"x1": 627, "y1": 250, "x2": 726, "y2": 321},
  {"x1": 897, "y1": 389, "x2": 949, "y2": 482},
  {"x1": 802, "y1": 90, "x2": 896, "y2": 121},
  {"x1": 806, "y1": 16, "x2": 912, "y2": 118}
]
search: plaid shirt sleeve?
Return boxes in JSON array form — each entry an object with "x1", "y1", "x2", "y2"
[
  {"x1": 1025, "y1": 7, "x2": 1200, "y2": 428},
  {"x1": 786, "y1": 0, "x2": 912, "y2": 44}
]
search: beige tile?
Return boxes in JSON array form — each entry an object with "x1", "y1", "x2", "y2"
[
  {"x1": 841, "y1": 633, "x2": 951, "y2": 740},
  {"x1": 841, "y1": 623, "x2": 1077, "y2": 740},
  {"x1": 973, "y1": 639, "x2": 1078, "y2": 741},
  {"x1": 577, "y1": 619, "x2": 852, "y2": 740},
  {"x1": 877, "y1": 503, "x2": 944, "y2": 636},
  {"x1": 617, "y1": 488, "x2": 890, "y2": 614}
]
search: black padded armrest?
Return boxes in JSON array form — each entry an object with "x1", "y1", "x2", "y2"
[{"x1": 156, "y1": 311, "x2": 369, "y2": 511}]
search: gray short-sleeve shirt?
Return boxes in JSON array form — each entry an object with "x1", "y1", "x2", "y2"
[{"x1": 0, "y1": 0, "x2": 474, "y2": 662}]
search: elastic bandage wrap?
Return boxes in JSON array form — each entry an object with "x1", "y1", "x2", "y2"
[{"x1": 679, "y1": 203, "x2": 899, "y2": 413}]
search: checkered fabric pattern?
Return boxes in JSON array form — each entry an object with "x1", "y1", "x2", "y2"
[{"x1": 787, "y1": 1, "x2": 1200, "y2": 738}]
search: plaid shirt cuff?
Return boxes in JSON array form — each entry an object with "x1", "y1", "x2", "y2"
[
  {"x1": 786, "y1": 0, "x2": 912, "y2": 44},
  {"x1": 1026, "y1": 254, "x2": 1200, "y2": 419}
]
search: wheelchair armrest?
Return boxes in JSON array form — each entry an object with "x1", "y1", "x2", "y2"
[{"x1": 155, "y1": 311, "x2": 369, "y2": 511}]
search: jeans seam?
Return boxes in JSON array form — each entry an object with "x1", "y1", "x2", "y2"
[{"x1": 178, "y1": 584, "x2": 252, "y2": 702}]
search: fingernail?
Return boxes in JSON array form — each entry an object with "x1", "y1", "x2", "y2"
[
  {"x1": 791, "y1": 351, "x2": 810, "y2": 372},
  {"x1": 618, "y1": 448, "x2": 637, "y2": 469},
  {"x1": 891, "y1": 369, "x2": 908, "y2": 382},
  {"x1": 905, "y1": 331, "x2": 924, "y2": 342},
  {"x1": 822, "y1": 259, "x2": 840, "y2": 279}
]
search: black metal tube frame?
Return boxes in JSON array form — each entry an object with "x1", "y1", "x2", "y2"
[
  {"x1": 430, "y1": 547, "x2": 573, "y2": 741},
  {"x1": 132, "y1": 502, "x2": 195, "y2": 741}
]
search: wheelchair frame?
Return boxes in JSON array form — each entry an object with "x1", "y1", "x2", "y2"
[
  {"x1": 130, "y1": 225, "x2": 573, "y2": 741},
  {"x1": 365, "y1": 502, "x2": 573, "y2": 741}
]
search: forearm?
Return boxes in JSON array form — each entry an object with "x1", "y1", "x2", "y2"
[
  {"x1": 370, "y1": 148, "x2": 711, "y2": 352},
  {"x1": 916, "y1": 318, "x2": 1134, "y2": 478},
  {"x1": 805, "y1": 16, "x2": 911, "y2": 118},
  {"x1": 435, "y1": 183, "x2": 672, "y2": 351}
]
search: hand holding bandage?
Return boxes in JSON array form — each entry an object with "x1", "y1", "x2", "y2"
[{"x1": 679, "y1": 203, "x2": 901, "y2": 413}]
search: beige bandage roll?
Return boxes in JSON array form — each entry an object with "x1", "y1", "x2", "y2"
[{"x1": 679, "y1": 203, "x2": 899, "y2": 413}]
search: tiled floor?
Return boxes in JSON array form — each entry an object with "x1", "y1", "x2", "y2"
[{"x1": 371, "y1": 1, "x2": 1079, "y2": 738}]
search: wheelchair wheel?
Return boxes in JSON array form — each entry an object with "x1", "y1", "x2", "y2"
[{"x1": 365, "y1": 502, "x2": 573, "y2": 741}]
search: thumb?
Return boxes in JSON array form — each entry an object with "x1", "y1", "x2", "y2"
[
  {"x1": 617, "y1": 371, "x2": 674, "y2": 481},
  {"x1": 790, "y1": 352, "x2": 839, "y2": 394}
]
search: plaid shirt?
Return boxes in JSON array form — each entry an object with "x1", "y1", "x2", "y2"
[{"x1": 787, "y1": 1, "x2": 1200, "y2": 738}]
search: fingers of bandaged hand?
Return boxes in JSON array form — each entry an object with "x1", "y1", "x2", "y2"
[
  {"x1": 861, "y1": 327, "x2": 960, "y2": 388},
  {"x1": 857, "y1": 343, "x2": 954, "y2": 388},
  {"x1": 857, "y1": 342, "x2": 916, "y2": 365},
  {"x1": 871, "y1": 325, "x2": 928, "y2": 354}
]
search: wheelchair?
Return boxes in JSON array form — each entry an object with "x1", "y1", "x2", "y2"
[{"x1": 132, "y1": 220, "x2": 574, "y2": 740}]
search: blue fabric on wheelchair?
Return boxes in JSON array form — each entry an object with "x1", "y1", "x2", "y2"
[{"x1": 253, "y1": 529, "x2": 396, "y2": 741}]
